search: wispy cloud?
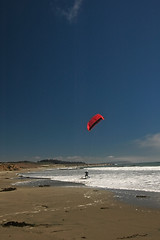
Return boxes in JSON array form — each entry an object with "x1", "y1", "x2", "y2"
[
  {"x1": 136, "y1": 133, "x2": 160, "y2": 149},
  {"x1": 50, "y1": 0, "x2": 84, "y2": 23}
]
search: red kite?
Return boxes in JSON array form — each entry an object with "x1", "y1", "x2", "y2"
[{"x1": 87, "y1": 114, "x2": 104, "y2": 131}]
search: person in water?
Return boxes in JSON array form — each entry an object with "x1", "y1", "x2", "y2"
[{"x1": 85, "y1": 171, "x2": 89, "y2": 178}]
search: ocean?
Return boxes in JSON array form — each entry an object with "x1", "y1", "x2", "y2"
[{"x1": 15, "y1": 162, "x2": 160, "y2": 208}]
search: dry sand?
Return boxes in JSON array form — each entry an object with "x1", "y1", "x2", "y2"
[{"x1": 0, "y1": 170, "x2": 160, "y2": 240}]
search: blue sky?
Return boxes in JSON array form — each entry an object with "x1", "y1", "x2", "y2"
[{"x1": 1, "y1": 0, "x2": 160, "y2": 163}]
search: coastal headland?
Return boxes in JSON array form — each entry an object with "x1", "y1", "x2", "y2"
[{"x1": 0, "y1": 161, "x2": 160, "y2": 240}]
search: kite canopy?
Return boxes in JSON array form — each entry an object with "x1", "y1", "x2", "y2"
[{"x1": 87, "y1": 114, "x2": 104, "y2": 131}]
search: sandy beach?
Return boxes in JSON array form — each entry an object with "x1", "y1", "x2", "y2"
[{"x1": 0, "y1": 169, "x2": 160, "y2": 240}]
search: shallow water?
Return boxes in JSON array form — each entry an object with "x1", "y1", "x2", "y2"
[
  {"x1": 17, "y1": 165, "x2": 160, "y2": 192},
  {"x1": 15, "y1": 164, "x2": 160, "y2": 208}
]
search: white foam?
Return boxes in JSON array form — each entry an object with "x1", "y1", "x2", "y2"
[{"x1": 19, "y1": 166, "x2": 160, "y2": 193}]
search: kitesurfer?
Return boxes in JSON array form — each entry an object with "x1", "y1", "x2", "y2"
[{"x1": 85, "y1": 170, "x2": 89, "y2": 178}]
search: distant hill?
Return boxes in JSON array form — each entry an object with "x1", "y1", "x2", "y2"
[
  {"x1": 0, "y1": 159, "x2": 86, "y2": 171},
  {"x1": 38, "y1": 159, "x2": 86, "y2": 165}
]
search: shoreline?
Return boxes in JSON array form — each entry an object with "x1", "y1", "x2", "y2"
[
  {"x1": 1, "y1": 168, "x2": 160, "y2": 239},
  {"x1": 13, "y1": 168, "x2": 160, "y2": 210},
  {"x1": 14, "y1": 177, "x2": 160, "y2": 209}
]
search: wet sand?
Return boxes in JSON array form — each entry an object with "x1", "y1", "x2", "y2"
[{"x1": 0, "y1": 170, "x2": 160, "y2": 240}]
